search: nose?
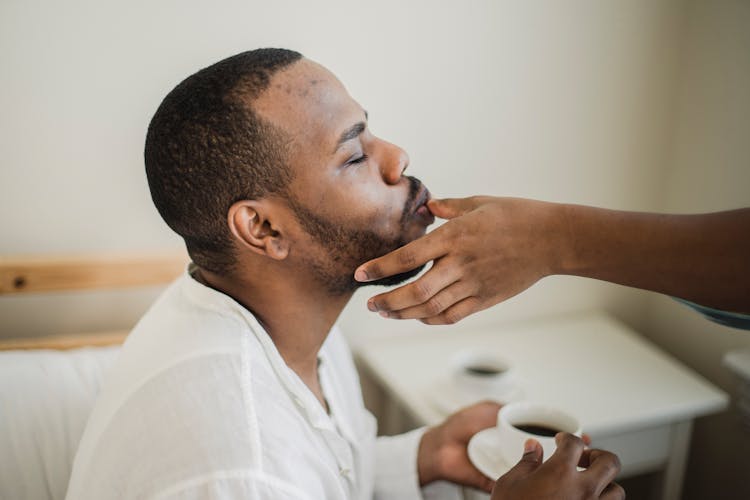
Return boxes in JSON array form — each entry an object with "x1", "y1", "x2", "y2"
[{"x1": 379, "y1": 140, "x2": 409, "y2": 185}]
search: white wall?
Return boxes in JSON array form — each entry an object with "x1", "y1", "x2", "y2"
[
  {"x1": 1, "y1": 0, "x2": 683, "y2": 339},
  {"x1": 641, "y1": 1, "x2": 750, "y2": 498}
]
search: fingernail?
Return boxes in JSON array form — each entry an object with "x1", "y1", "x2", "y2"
[
  {"x1": 355, "y1": 269, "x2": 369, "y2": 282},
  {"x1": 379, "y1": 311, "x2": 390, "y2": 318},
  {"x1": 367, "y1": 300, "x2": 378, "y2": 312},
  {"x1": 523, "y1": 439, "x2": 535, "y2": 453}
]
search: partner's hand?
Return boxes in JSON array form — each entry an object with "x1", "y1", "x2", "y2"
[
  {"x1": 491, "y1": 433, "x2": 624, "y2": 500},
  {"x1": 355, "y1": 196, "x2": 565, "y2": 324},
  {"x1": 417, "y1": 401, "x2": 501, "y2": 492}
]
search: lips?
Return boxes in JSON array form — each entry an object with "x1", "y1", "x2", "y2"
[
  {"x1": 400, "y1": 177, "x2": 434, "y2": 227},
  {"x1": 412, "y1": 186, "x2": 435, "y2": 225},
  {"x1": 413, "y1": 185, "x2": 431, "y2": 214}
]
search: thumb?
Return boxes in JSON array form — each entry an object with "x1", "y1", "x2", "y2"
[
  {"x1": 504, "y1": 439, "x2": 543, "y2": 478},
  {"x1": 427, "y1": 197, "x2": 477, "y2": 219}
]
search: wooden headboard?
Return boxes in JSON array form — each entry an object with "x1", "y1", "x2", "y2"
[{"x1": 0, "y1": 252, "x2": 188, "y2": 350}]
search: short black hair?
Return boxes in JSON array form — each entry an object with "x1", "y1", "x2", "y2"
[{"x1": 145, "y1": 48, "x2": 303, "y2": 274}]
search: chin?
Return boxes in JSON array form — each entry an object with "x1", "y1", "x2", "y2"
[
  {"x1": 360, "y1": 263, "x2": 426, "y2": 288},
  {"x1": 408, "y1": 217, "x2": 433, "y2": 239}
]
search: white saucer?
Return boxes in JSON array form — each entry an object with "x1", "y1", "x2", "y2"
[
  {"x1": 427, "y1": 376, "x2": 524, "y2": 415},
  {"x1": 467, "y1": 427, "x2": 513, "y2": 480}
]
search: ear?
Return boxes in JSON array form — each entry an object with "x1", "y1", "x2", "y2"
[{"x1": 227, "y1": 200, "x2": 289, "y2": 260}]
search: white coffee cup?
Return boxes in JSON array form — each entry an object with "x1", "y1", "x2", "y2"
[
  {"x1": 451, "y1": 350, "x2": 515, "y2": 397},
  {"x1": 497, "y1": 401, "x2": 582, "y2": 464}
]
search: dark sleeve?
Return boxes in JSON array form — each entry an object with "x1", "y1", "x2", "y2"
[{"x1": 675, "y1": 298, "x2": 750, "y2": 330}]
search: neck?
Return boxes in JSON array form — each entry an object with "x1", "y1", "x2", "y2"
[{"x1": 195, "y1": 263, "x2": 352, "y2": 395}]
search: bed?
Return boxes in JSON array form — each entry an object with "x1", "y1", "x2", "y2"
[{"x1": 0, "y1": 253, "x2": 186, "y2": 500}]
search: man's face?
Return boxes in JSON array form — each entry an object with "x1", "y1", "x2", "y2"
[{"x1": 252, "y1": 59, "x2": 434, "y2": 294}]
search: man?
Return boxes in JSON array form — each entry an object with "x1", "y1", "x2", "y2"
[{"x1": 66, "y1": 49, "x2": 622, "y2": 499}]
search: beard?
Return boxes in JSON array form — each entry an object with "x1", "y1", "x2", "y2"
[{"x1": 288, "y1": 176, "x2": 427, "y2": 296}]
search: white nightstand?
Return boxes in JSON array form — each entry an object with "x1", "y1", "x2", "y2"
[{"x1": 355, "y1": 311, "x2": 727, "y2": 500}]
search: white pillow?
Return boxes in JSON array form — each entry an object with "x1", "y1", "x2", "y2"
[{"x1": 0, "y1": 345, "x2": 120, "y2": 500}]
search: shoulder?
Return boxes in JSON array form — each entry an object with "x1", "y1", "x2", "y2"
[
  {"x1": 68, "y1": 275, "x2": 280, "y2": 498},
  {"x1": 68, "y1": 345, "x2": 290, "y2": 499}
]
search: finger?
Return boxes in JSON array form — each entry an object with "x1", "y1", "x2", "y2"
[
  {"x1": 454, "y1": 401, "x2": 503, "y2": 438},
  {"x1": 420, "y1": 296, "x2": 483, "y2": 325},
  {"x1": 577, "y1": 448, "x2": 593, "y2": 468},
  {"x1": 427, "y1": 197, "x2": 480, "y2": 219},
  {"x1": 549, "y1": 433, "x2": 585, "y2": 466},
  {"x1": 582, "y1": 433, "x2": 592, "y2": 446},
  {"x1": 367, "y1": 260, "x2": 461, "y2": 313},
  {"x1": 583, "y1": 449, "x2": 621, "y2": 495},
  {"x1": 384, "y1": 281, "x2": 473, "y2": 320},
  {"x1": 354, "y1": 226, "x2": 449, "y2": 282},
  {"x1": 576, "y1": 447, "x2": 605, "y2": 469},
  {"x1": 503, "y1": 439, "x2": 543, "y2": 478},
  {"x1": 600, "y1": 482, "x2": 626, "y2": 500}
]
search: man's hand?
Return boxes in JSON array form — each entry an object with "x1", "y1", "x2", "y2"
[
  {"x1": 417, "y1": 401, "x2": 501, "y2": 492},
  {"x1": 355, "y1": 197, "x2": 564, "y2": 325},
  {"x1": 492, "y1": 433, "x2": 625, "y2": 500}
]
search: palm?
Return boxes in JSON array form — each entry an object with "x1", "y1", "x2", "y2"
[
  {"x1": 441, "y1": 439, "x2": 491, "y2": 487},
  {"x1": 435, "y1": 402, "x2": 501, "y2": 492}
]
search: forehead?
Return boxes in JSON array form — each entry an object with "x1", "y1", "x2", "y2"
[{"x1": 251, "y1": 59, "x2": 363, "y2": 149}]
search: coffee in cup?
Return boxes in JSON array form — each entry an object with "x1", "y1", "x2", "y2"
[
  {"x1": 496, "y1": 401, "x2": 581, "y2": 464},
  {"x1": 512, "y1": 423, "x2": 562, "y2": 437},
  {"x1": 452, "y1": 350, "x2": 516, "y2": 398},
  {"x1": 464, "y1": 364, "x2": 505, "y2": 377}
]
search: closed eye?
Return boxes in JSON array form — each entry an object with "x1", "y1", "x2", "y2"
[{"x1": 346, "y1": 154, "x2": 369, "y2": 166}]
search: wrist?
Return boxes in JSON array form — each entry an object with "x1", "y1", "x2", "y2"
[
  {"x1": 551, "y1": 203, "x2": 621, "y2": 278},
  {"x1": 537, "y1": 201, "x2": 574, "y2": 276},
  {"x1": 417, "y1": 426, "x2": 442, "y2": 486}
]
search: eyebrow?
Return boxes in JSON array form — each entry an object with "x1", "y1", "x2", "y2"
[
  {"x1": 334, "y1": 122, "x2": 365, "y2": 152},
  {"x1": 333, "y1": 111, "x2": 369, "y2": 153}
]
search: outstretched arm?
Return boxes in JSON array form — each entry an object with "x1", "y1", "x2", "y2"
[{"x1": 355, "y1": 197, "x2": 750, "y2": 324}]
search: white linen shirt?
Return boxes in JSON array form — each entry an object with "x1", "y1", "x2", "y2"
[{"x1": 65, "y1": 270, "x2": 427, "y2": 500}]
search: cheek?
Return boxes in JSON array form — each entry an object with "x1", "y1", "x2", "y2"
[
  {"x1": 300, "y1": 168, "x2": 406, "y2": 233},
  {"x1": 339, "y1": 184, "x2": 403, "y2": 230}
]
